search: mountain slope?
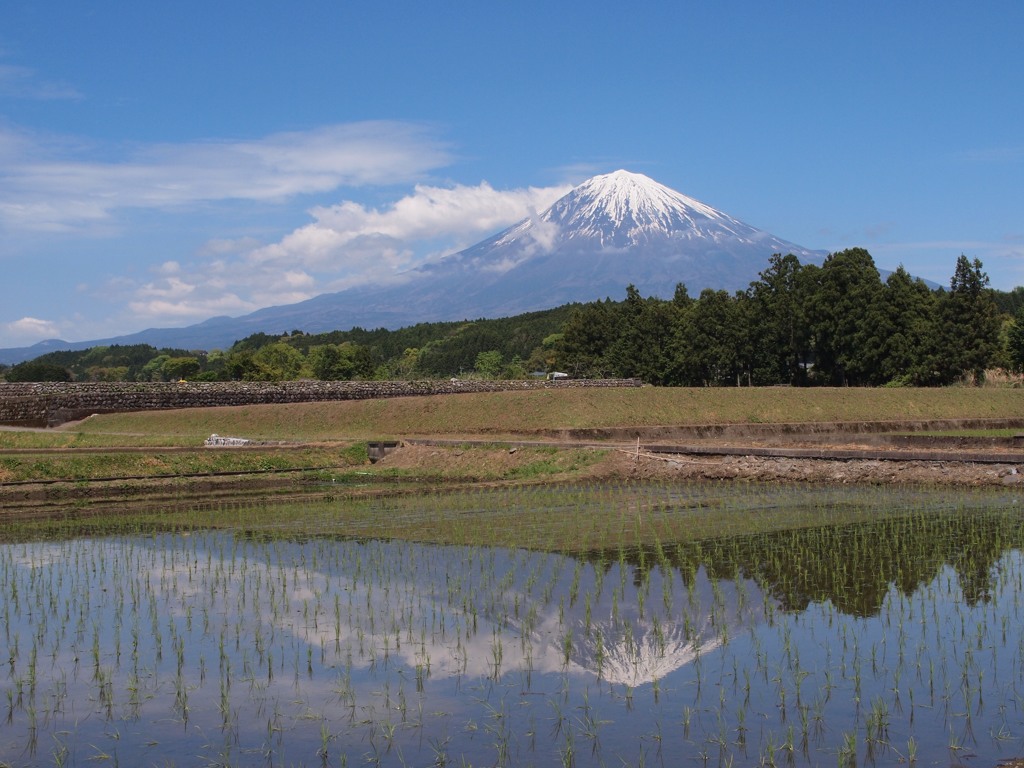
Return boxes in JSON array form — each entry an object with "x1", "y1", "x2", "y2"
[
  {"x1": 399, "y1": 170, "x2": 824, "y2": 315},
  {"x1": 1, "y1": 170, "x2": 826, "y2": 362},
  {"x1": 235, "y1": 169, "x2": 825, "y2": 329}
]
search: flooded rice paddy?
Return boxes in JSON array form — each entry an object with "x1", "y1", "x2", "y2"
[{"x1": 2, "y1": 482, "x2": 1024, "y2": 767}]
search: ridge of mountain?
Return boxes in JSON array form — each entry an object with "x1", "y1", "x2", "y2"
[{"x1": 1, "y1": 170, "x2": 828, "y2": 364}]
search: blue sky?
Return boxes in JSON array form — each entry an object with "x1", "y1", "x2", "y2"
[{"x1": 1, "y1": 1, "x2": 1022, "y2": 348}]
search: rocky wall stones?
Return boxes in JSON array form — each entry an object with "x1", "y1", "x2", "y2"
[{"x1": 0, "y1": 379, "x2": 642, "y2": 427}]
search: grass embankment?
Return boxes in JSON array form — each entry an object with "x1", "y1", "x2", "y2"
[
  {"x1": 27, "y1": 386, "x2": 1024, "y2": 444},
  {"x1": 0, "y1": 445, "x2": 369, "y2": 484},
  {"x1": 2, "y1": 386, "x2": 1023, "y2": 490}
]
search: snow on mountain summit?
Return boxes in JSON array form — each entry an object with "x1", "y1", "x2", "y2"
[
  {"x1": 431, "y1": 168, "x2": 824, "y2": 304},
  {"x1": 539, "y1": 169, "x2": 757, "y2": 248}
]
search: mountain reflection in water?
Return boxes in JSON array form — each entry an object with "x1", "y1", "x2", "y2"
[{"x1": 3, "y1": 491, "x2": 1024, "y2": 767}]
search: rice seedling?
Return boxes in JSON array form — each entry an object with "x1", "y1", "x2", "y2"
[{"x1": 1, "y1": 482, "x2": 1024, "y2": 765}]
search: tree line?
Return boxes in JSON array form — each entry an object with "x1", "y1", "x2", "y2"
[
  {"x1": 557, "y1": 249, "x2": 1009, "y2": 386},
  {"x1": 0, "y1": 307, "x2": 572, "y2": 384},
  {"x1": 3, "y1": 249, "x2": 1022, "y2": 387}
]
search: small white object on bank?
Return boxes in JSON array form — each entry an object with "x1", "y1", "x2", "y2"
[{"x1": 204, "y1": 434, "x2": 251, "y2": 447}]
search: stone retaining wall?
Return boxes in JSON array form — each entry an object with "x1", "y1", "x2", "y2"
[{"x1": 0, "y1": 379, "x2": 643, "y2": 427}]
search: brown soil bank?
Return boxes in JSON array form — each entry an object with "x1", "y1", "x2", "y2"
[
  {"x1": 378, "y1": 439, "x2": 1024, "y2": 488},
  {"x1": 388, "y1": 407, "x2": 1024, "y2": 488},
  {"x1": 541, "y1": 416, "x2": 1024, "y2": 442}
]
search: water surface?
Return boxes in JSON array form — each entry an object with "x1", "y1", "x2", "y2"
[{"x1": 2, "y1": 483, "x2": 1023, "y2": 766}]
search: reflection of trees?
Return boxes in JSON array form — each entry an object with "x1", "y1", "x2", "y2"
[{"x1": 582, "y1": 510, "x2": 1024, "y2": 618}]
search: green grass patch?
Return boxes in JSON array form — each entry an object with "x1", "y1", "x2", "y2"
[
  {"x1": 0, "y1": 445, "x2": 367, "y2": 482},
  {"x1": 0, "y1": 429, "x2": 201, "y2": 449},
  {"x1": 505, "y1": 447, "x2": 605, "y2": 479},
  {"x1": 55, "y1": 387, "x2": 1024, "y2": 443}
]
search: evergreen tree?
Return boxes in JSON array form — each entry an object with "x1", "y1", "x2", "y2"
[
  {"x1": 992, "y1": 286, "x2": 1024, "y2": 316},
  {"x1": 1006, "y1": 304, "x2": 1024, "y2": 373},
  {"x1": 605, "y1": 286, "x2": 676, "y2": 384},
  {"x1": 869, "y1": 266, "x2": 937, "y2": 385},
  {"x1": 928, "y1": 256, "x2": 1001, "y2": 384},
  {"x1": 223, "y1": 350, "x2": 256, "y2": 380},
  {"x1": 731, "y1": 291, "x2": 759, "y2": 386},
  {"x1": 746, "y1": 254, "x2": 811, "y2": 385},
  {"x1": 661, "y1": 284, "x2": 693, "y2": 385},
  {"x1": 556, "y1": 300, "x2": 621, "y2": 378},
  {"x1": 683, "y1": 289, "x2": 743, "y2": 386},
  {"x1": 806, "y1": 248, "x2": 884, "y2": 385}
]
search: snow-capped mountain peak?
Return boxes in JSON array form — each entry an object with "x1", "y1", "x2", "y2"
[
  {"x1": 416, "y1": 168, "x2": 823, "y2": 313},
  {"x1": 535, "y1": 169, "x2": 761, "y2": 248},
  {"x1": 565, "y1": 169, "x2": 724, "y2": 223}
]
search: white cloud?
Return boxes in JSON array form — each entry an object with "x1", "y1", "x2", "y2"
[
  {"x1": 134, "y1": 276, "x2": 196, "y2": 300},
  {"x1": 307, "y1": 181, "x2": 567, "y2": 242},
  {"x1": 120, "y1": 180, "x2": 572, "y2": 324},
  {"x1": 0, "y1": 116, "x2": 576, "y2": 339},
  {"x1": 126, "y1": 261, "x2": 260, "y2": 322},
  {"x1": 124, "y1": 248, "x2": 326, "y2": 323},
  {"x1": 127, "y1": 282, "x2": 257, "y2": 321},
  {"x1": 0, "y1": 121, "x2": 451, "y2": 232},
  {"x1": 526, "y1": 210, "x2": 560, "y2": 252},
  {"x1": 247, "y1": 181, "x2": 571, "y2": 279},
  {"x1": 4, "y1": 316, "x2": 62, "y2": 343},
  {"x1": 280, "y1": 270, "x2": 315, "y2": 290}
]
